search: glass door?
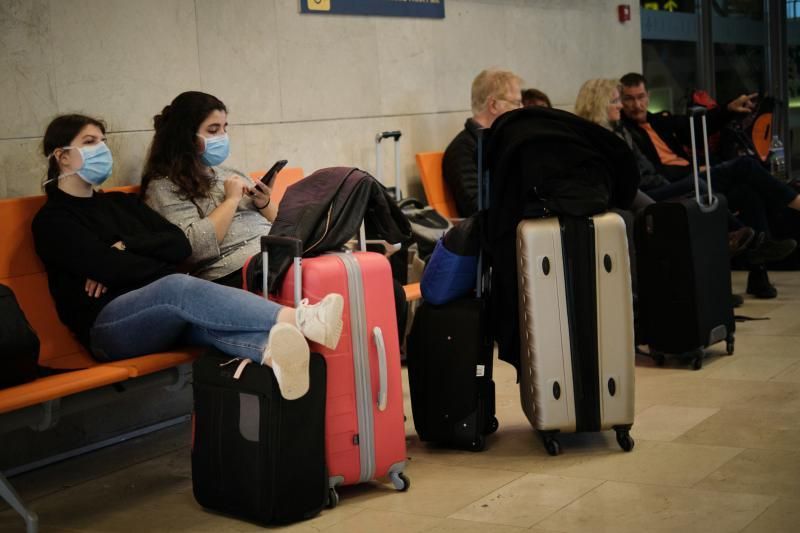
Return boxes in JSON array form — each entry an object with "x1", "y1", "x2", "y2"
[
  {"x1": 641, "y1": 0, "x2": 795, "y2": 177},
  {"x1": 640, "y1": 1, "x2": 699, "y2": 113},
  {"x1": 788, "y1": 1, "x2": 799, "y2": 177}
]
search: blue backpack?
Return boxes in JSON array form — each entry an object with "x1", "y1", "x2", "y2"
[{"x1": 420, "y1": 214, "x2": 480, "y2": 305}]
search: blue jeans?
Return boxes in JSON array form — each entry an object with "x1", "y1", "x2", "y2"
[
  {"x1": 90, "y1": 274, "x2": 282, "y2": 362},
  {"x1": 646, "y1": 176, "x2": 708, "y2": 202}
]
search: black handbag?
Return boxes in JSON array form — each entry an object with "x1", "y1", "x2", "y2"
[{"x1": 0, "y1": 284, "x2": 40, "y2": 388}]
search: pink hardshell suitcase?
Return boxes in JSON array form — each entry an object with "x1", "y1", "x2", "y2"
[{"x1": 262, "y1": 236, "x2": 409, "y2": 506}]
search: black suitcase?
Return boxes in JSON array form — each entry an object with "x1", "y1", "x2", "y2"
[
  {"x1": 634, "y1": 108, "x2": 735, "y2": 369},
  {"x1": 407, "y1": 298, "x2": 498, "y2": 451},
  {"x1": 191, "y1": 349, "x2": 328, "y2": 525}
]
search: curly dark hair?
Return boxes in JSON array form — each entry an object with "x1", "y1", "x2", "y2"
[
  {"x1": 141, "y1": 91, "x2": 227, "y2": 201},
  {"x1": 42, "y1": 114, "x2": 107, "y2": 196}
]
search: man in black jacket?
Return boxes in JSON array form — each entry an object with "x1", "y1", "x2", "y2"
[
  {"x1": 443, "y1": 69, "x2": 523, "y2": 217},
  {"x1": 620, "y1": 72, "x2": 800, "y2": 298}
]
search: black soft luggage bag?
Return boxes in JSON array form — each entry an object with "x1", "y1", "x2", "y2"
[
  {"x1": 191, "y1": 349, "x2": 328, "y2": 524},
  {"x1": 0, "y1": 283, "x2": 40, "y2": 388},
  {"x1": 634, "y1": 108, "x2": 735, "y2": 369},
  {"x1": 407, "y1": 298, "x2": 498, "y2": 451}
]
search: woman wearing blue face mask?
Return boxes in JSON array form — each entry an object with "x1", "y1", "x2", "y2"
[
  {"x1": 141, "y1": 91, "x2": 275, "y2": 291},
  {"x1": 34, "y1": 114, "x2": 344, "y2": 400}
]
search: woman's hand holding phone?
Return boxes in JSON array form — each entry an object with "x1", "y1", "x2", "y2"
[{"x1": 250, "y1": 180, "x2": 272, "y2": 210}]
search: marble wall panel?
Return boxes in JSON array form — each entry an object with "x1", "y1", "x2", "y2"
[
  {"x1": 195, "y1": 0, "x2": 282, "y2": 125},
  {"x1": 1, "y1": 138, "x2": 49, "y2": 198},
  {"x1": 273, "y1": 2, "x2": 381, "y2": 121},
  {"x1": 103, "y1": 131, "x2": 154, "y2": 188},
  {"x1": 431, "y1": 1, "x2": 509, "y2": 113},
  {"x1": 505, "y1": 0, "x2": 642, "y2": 108},
  {"x1": 374, "y1": 17, "x2": 438, "y2": 116},
  {"x1": 49, "y1": 0, "x2": 201, "y2": 132},
  {"x1": 0, "y1": 0, "x2": 58, "y2": 139}
]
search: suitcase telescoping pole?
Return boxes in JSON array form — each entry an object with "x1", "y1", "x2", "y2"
[
  {"x1": 688, "y1": 106, "x2": 714, "y2": 207},
  {"x1": 476, "y1": 127, "x2": 489, "y2": 298},
  {"x1": 375, "y1": 131, "x2": 403, "y2": 201},
  {"x1": 367, "y1": 131, "x2": 403, "y2": 254},
  {"x1": 261, "y1": 236, "x2": 303, "y2": 307}
]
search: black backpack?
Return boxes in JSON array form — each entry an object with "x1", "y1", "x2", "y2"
[
  {"x1": 398, "y1": 198, "x2": 453, "y2": 261},
  {"x1": 0, "y1": 284, "x2": 40, "y2": 388}
]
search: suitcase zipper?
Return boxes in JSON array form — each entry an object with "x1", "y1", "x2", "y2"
[{"x1": 336, "y1": 253, "x2": 376, "y2": 483}]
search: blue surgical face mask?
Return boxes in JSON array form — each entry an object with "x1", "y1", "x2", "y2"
[
  {"x1": 197, "y1": 133, "x2": 230, "y2": 167},
  {"x1": 44, "y1": 142, "x2": 113, "y2": 187}
]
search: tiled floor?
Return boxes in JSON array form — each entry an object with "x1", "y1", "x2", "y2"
[{"x1": 2, "y1": 271, "x2": 799, "y2": 532}]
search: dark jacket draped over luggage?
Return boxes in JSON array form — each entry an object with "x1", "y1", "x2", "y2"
[
  {"x1": 266, "y1": 167, "x2": 412, "y2": 292},
  {"x1": 484, "y1": 107, "x2": 640, "y2": 374}
]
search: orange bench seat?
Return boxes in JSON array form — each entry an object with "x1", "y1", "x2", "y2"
[{"x1": 0, "y1": 188, "x2": 200, "y2": 416}]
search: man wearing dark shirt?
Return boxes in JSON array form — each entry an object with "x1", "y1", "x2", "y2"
[
  {"x1": 619, "y1": 72, "x2": 800, "y2": 298},
  {"x1": 443, "y1": 69, "x2": 523, "y2": 217}
]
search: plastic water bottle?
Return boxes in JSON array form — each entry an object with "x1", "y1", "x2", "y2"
[{"x1": 769, "y1": 135, "x2": 787, "y2": 182}]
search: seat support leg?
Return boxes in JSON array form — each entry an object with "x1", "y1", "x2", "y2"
[{"x1": 0, "y1": 472, "x2": 38, "y2": 533}]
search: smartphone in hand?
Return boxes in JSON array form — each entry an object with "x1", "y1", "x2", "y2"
[{"x1": 260, "y1": 159, "x2": 288, "y2": 188}]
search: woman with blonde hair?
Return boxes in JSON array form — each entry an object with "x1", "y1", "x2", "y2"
[{"x1": 575, "y1": 78, "x2": 656, "y2": 210}]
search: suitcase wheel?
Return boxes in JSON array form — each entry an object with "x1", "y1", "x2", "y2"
[
  {"x1": 327, "y1": 487, "x2": 339, "y2": 509},
  {"x1": 390, "y1": 472, "x2": 411, "y2": 492},
  {"x1": 469, "y1": 434, "x2": 486, "y2": 452},
  {"x1": 486, "y1": 417, "x2": 499, "y2": 435},
  {"x1": 615, "y1": 429, "x2": 635, "y2": 452},
  {"x1": 690, "y1": 348, "x2": 704, "y2": 370},
  {"x1": 543, "y1": 436, "x2": 561, "y2": 456},
  {"x1": 726, "y1": 337, "x2": 735, "y2": 355}
]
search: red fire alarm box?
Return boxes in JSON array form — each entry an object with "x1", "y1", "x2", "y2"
[{"x1": 618, "y1": 4, "x2": 631, "y2": 22}]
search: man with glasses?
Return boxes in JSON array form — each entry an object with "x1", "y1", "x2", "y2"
[
  {"x1": 443, "y1": 69, "x2": 523, "y2": 217},
  {"x1": 620, "y1": 72, "x2": 800, "y2": 298}
]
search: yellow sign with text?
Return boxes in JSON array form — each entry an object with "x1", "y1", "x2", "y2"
[{"x1": 307, "y1": 0, "x2": 331, "y2": 11}]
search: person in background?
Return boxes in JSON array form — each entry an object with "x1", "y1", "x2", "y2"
[
  {"x1": 619, "y1": 73, "x2": 799, "y2": 298},
  {"x1": 443, "y1": 68, "x2": 523, "y2": 217},
  {"x1": 34, "y1": 114, "x2": 344, "y2": 400},
  {"x1": 522, "y1": 88, "x2": 552, "y2": 109}
]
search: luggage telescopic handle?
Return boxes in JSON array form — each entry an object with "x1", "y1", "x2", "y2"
[
  {"x1": 261, "y1": 236, "x2": 303, "y2": 306},
  {"x1": 373, "y1": 326, "x2": 388, "y2": 412},
  {"x1": 688, "y1": 106, "x2": 707, "y2": 117},
  {"x1": 688, "y1": 106, "x2": 714, "y2": 207},
  {"x1": 375, "y1": 130, "x2": 403, "y2": 200},
  {"x1": 476, "y1": 127, "x2": 489, "y2": 297},
  {"x1": 375, "y1": 131, "x2": 402, "y2": 142}
]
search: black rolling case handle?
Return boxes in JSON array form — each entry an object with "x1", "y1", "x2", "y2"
[{"x1": 261, "y1": 236, "x2": 303, "y2": 306}]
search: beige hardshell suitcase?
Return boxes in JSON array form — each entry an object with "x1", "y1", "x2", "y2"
[{"x1": 516, "y1": 212, "x2": 635, "y2": 455}]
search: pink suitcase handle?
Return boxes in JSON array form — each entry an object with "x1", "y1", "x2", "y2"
[{"x1": 373, "y1": 326, "x2": 388, "y2": 412}]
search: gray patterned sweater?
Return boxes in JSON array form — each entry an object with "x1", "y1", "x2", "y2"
[{"x1": 143, "y1": 166, "x2": 271, "y2": 281}]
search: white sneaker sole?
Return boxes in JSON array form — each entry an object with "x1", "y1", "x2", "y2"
[{"x1": 263, "y1": 323, "x2": 310, "y2": 401}]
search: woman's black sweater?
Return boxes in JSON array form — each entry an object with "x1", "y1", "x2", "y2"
[{"x1": 32, "y1": 188, "x2": 192, "y2": 349}]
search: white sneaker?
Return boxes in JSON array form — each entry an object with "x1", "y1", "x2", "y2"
[
  {"x1": 262, "y1": 323, "x2": 310, "y2": 401},
  {"x1": 296, "y1": 294, "x2": 344, "y2": 350}
]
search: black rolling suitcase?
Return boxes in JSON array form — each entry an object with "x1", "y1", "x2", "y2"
[
  {"x1": 635, "y1": 107, "x2": 735, "y2": 369},
  {"x1": 407, "y1": 297, "x2": 497, "y2": 451},
  {"x1": 191, "y1": 349, "x2": 328, "y2": 524},
  {"x1": 406, "y1": 130, "x2": 497, "y2": 452}
]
